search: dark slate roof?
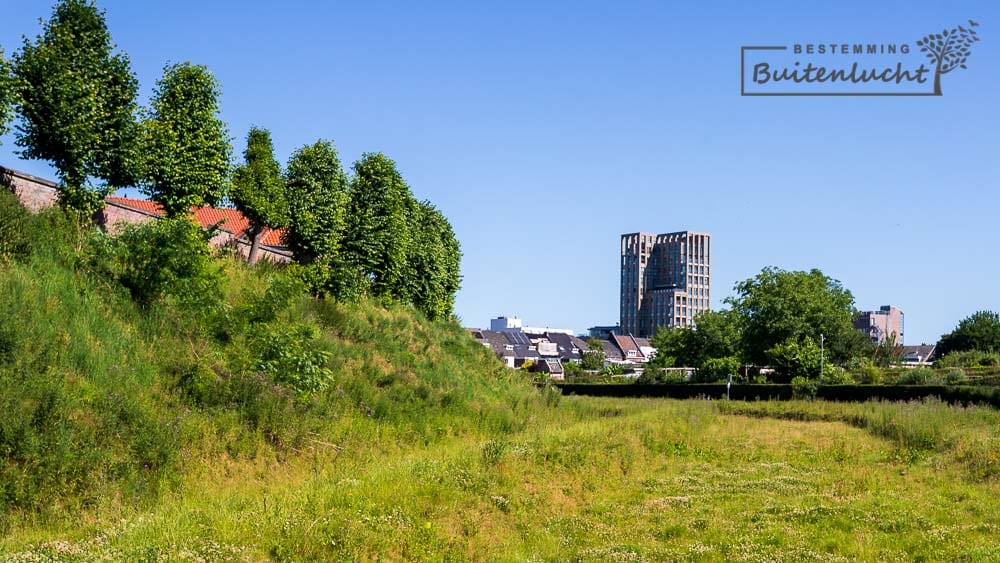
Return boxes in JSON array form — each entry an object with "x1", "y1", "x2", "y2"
[
  {"x1": 545, "y1": 332, "x2": 587, "y2": 362},
  {"x1": 899, "y1": 345, "x2": 936, "y2": 361},
  {"x1": 599, "y1": 339, "x2": 623, "y2": 360}
]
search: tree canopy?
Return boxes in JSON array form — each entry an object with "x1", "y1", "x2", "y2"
[
  {"x1": 12, "y1": 0, "x2": 139, "y2": 214},
  {"x1": 345, "y1": 153, "x2": 414, "y2": 302},
  {"x1": 0, "y1": 49, "x2": 13, "y2": 143},
  {"x1": 727, "y1": 267, "x2": 869, "y2": 366},
  {"x1": 650, "y1": 309, "x2": 740, "y2": 369},
  {"x1": 937, "y1": 310, "x2": 1000, "y2": 358},
  {"x1": 284, "y1": 140, "x2": 349, "y2": 266},
  {"x1": 407, "y1": 201, "x2": 461, "y2": 321},
  {"x1": 140, "y1": 62, "x2": 231, "y2": 217},
  {"x1": 231, "y1": 127, "x2": 287, "y2": 263}
]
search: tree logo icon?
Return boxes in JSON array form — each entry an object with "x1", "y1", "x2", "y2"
[{"x1": 916, "y1": 20, "x2": 980, "y2": 95}]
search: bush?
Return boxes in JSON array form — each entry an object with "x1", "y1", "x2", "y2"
[
  {"x1": 636, "y1": 369, "x2": 688, "y2": 384},
  {"x1": 898, "y1": 367, "x2": 942, "y2": 385},
  {"x1": 696, "y1": 356, "x2": 740, "y2": 383},
  {"x1": 821, "y1": 365, "x2": 855, "y2": 385},
  {"x1": 791, "y1": 376, "x2": 818, "y2": 399},
  {"x1": 936, "y1": 349, "x2": 1000, "y2": 369},
  {"x1": 858, "y1": 364, "x2": 884, "y2": 385},
  {"x1": 767, "y1": 338, "x2": 821, "y2": 378},
  {"x1": 253, "y1": 323, "x2": 334, "y2": 394},
  {"x1": 86, "y1": 218, "x2": 223, "y2": 309},
  {"x1": 946, "y1": 368, "x2": 969, "y2": 385}
]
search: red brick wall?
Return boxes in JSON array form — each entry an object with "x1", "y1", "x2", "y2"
[{"x1": 1, "y1": 167, "x2": 59, "y2": 211}]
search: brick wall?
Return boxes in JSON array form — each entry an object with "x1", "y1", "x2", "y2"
[
  {"x1": 0, "y1": 166, "x2": 59, "y2": 211},
  {"x1": 2, "y1": 165, "x2": 292, "y2": 264}
]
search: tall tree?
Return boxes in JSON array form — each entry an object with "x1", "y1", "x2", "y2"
[
  {"x1": 12, "y1": 0, "x2": 138, "y2": 215},
  {"x1": 283, "y1": 140, "x2": 366, "y2": 297},
  {"x1": 937, "y1": 310, "x2": 1000, "y2": 358},
  {"x1": 407, "y1": 201, "x2": 461, "y2": 320},
  {"x1": 345, "y1": 152, "x2": 414, "y2": 302},
  {"x1": 140, "y1": 62, "x2": 230, "y2": 218},
  {"x1": 650, "y1": 309, "x2": 741, "y2": 368},
  {"x1": 0, "y1": 49, "x2": 13, "y2": 143},
  {"x1": 727, "y1": 267, "x2": 870, "y2": 366},
  {"x1": 284, "y1": 140, "x2": 348, "y2": 265},
  {"x1": 231, "y1": 127, "x2": 287, "y2": 263}
]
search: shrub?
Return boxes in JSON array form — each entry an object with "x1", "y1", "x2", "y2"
[
  {"x1": 791, "y1": 376, "x2": 818, "y2": 399},
  {"x1": 936, "y1": 349, "x2": 1000, "y2": 369},
  {"x1": 85, "y1": 218, "x2": 223, "y2": 309},
  {"x1": 0, "y1": 190, "x2": 29, "y2": 262},
  {"x1": 897, "y1": 367, "x2": 941, "y2": 385},
  {"x1": 821, "y1": 365, "x2": 855, "y2": 385},
  {"x1": 858, "y1": 364, "x2": 884, "y2": 385},
  {"x1": 945, "y1": 368, "x2": 969, "y2": 385},
  {"x1": 696, "y1": 356, "x2": 739, "y2": 383},
  {"x1": 253, "y1": 323, "x2": 333, "y2": 394}
]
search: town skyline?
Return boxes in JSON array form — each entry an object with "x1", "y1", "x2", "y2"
[{"x1": 1, "y1": 0, "x2": 997, "y2": 345}]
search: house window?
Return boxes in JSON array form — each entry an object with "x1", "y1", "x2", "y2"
[
  {"x1": 505, "y1": 344, "x2": 513, "y2": 351},
  {"x1": 627, "y1": 350, "x2": 637, "y2": 358}
]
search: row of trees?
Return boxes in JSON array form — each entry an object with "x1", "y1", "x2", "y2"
[
  {"x1": 649, "y1": 266, "x2": 1000, "y2": 380},
  {"x1": 0, "y1": 0, "x2": 461, "y2": 320},
  {"x1": 649, "y1": 268, "x2": 871, "y2": 380}
]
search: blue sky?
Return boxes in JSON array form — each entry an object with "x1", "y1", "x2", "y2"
[{"x1": 2, "y1": 1, "x2": 997, "y2": 345}]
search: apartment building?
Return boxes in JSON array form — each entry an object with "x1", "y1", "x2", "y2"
[{"x1": 620, "y1": 231, "x2": 711, "y2": 338}]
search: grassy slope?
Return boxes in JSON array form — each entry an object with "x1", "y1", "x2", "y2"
[{"x1": 1, "y1": 193, "x2": 999, "y2": 560}]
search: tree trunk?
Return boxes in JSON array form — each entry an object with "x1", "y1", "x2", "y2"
[{"x1": 247, "y1": 225, "x2": 263, "y2": 265}]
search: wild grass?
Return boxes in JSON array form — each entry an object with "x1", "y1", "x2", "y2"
[{"x1": 1, "y1": 190, "x2": 998, "y2": 560}]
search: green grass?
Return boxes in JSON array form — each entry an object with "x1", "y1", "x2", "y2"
[{"x1": 1, "y1": 191, "x2": 998, "y2": 560}]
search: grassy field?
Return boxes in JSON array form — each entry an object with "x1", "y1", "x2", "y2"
[
  {"x1": 1, "y1": 193, "x2": 998, "y2": 561},
  {"x1": 2, "y1": 397, "x2": 998, "y2": 561}
]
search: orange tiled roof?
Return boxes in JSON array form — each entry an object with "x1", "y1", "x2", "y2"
[{"x1": 105, "y1": 196, "x2": 286, "y2": 247}]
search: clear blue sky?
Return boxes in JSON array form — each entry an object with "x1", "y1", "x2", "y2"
[{"x1": 2, "y1": 1, "x2": 997, "y2": 345}]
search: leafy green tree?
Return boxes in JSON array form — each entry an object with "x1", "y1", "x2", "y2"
[
  {"x1": 283, "y1": 140, "x2": 363, "y2": 297},
  {"x1": 651, "y1": 309, "x2": 741, "y2": 368},
  {"x1": 12, "y1": 0, "x2": 139, "y2": 215},
  {"x1": 284, "y1": 140, "x2": 349, "y2": 264},
  {"x1": 727, "y1": 267, "x2": 870, "y2": 366},
  {"x1": 140, "y1": 62, "x2": 230, "y2": 217},
  {"x1": 937, "y1": 310, "x2": 1000, "y2": 358},
  {"x1": 407, "y1": 201, "x2": 461, "y2": 321},
  {"x1": 0, "y1": 49, "x2": 13, "y2": 142},
  {"x1": 345, "y1": 152, "x2": 414, "y2": 302},
  {"x1": 766, "y1": 337, "x2": 821, "y2": 379},
  {"x1": 582, "y1": 338, "x2": 606, "y2": 370},
  {"x1": 231, "y1": 127, "x2": 287, "y2": 263}
]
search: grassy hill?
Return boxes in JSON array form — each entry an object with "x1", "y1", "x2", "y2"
[{"x1": 1, "y1": 190, "x2": 998, "y2": 560}]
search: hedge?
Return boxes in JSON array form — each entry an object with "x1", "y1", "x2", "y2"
[{"x1": 546, "y1": 383, "x2": 1000, "y2": 408}]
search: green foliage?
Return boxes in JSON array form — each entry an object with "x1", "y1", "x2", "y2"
[
  {"x1": 696, "y1": 356, "x2": 740, "y2": 383},
  {"x1": 581, "y1": 338, "x2": 605, "y2": 370},
  {"x1": 12, "y1": 0, "x2": 139, "y2": 214},
  {"x1": 935, "y1": 349, "x2": 1000, "y2": 369},
  {"x1": 0, "y1": 189, "x2": 30, "y2": 262},
  {"x1": 345, "y1": 152, "x2": 413, "y2": 301},
  {"x1": 252, "y1": 323, "x2": 333, "y2": 394},
  {"x1": 650, "y1": 309, "x2": 741, "y2": 369},
  {"x1": 857, "y1": 362, "x2": 884, "y2": 385},
  {"x1": 790, "y1": 376, "x2": 818, "y2": 399},
  {"x1": 898, "y1": 367, "x2": 942, "y2": 386},
  {"x1": 85, "y1": 217, "x2": 222, "y2": 308},
  {"x1": 140, "y1": 62, "x2": 231, "y2": 217},
  {"x1": 767, "y1": 337, "x2": 822, "y2": 379},
  {"x1": 937, "y1": 310, "x2": 1000, "y2": 357},
  {"x1": 231, "y1": 127, "x2": 287, "y2": 263},
  {"x1": 728, "y1": 267, "x2": 871, "y2": 366},
  {"x1": 0, "y1": 48, "x2": 13, "y2": 142},
  {"x1": 284, "y1": 140, "x2": 349, "y2": 266},
  {"x1": 407, "y1": 201, "x2": 461, "y2": 320},
  {"x1": 821, "y1": 365, "x2": 855, "y2": 385},
  {"x1": 945, "y1": 368, "x2": 969, "y2": 385},
  {"x1": 636, "y1": 369, "x2": 688, "y2": 384}
]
